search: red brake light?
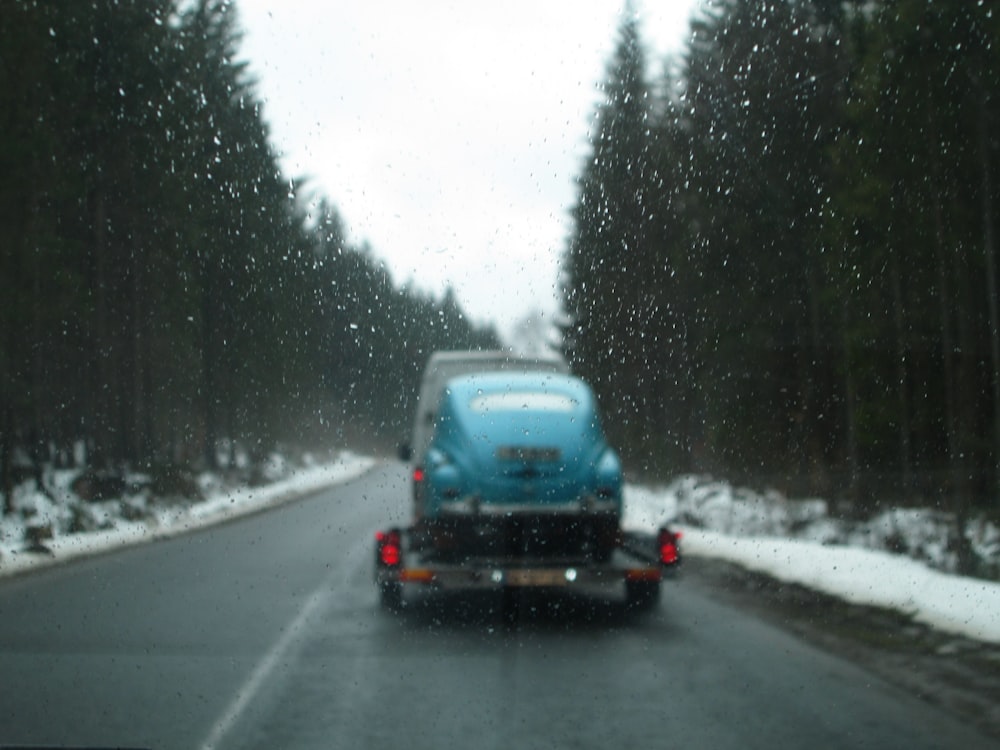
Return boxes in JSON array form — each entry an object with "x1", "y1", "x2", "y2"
[
  {"x1": 660, "y1": 543, "x2": 678, "y2": 565},
  {"x1": 380, "y1": 543, "x2": 401, "y2": 566},
  {"x1": 413, "y1": 467, "x2": 425, "y2": 483},
  {"x1": 377, "y1": 529, "x2": 402, "y2": 567},
  {"x1": 658, "y1": 528, "x2": 680, "y2": 565}
]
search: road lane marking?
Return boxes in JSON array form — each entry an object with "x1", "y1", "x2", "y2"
[
  {"x1": 198, "y1": 535, "x2": 371, "y2": 750},
  {"x1": 198, "y1": 582, "x2": 330, "y2": 750}
]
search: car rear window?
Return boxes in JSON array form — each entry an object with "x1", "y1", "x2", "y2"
[{"x1": 468, "y1": 391, "x2": 578, "y2": 413}]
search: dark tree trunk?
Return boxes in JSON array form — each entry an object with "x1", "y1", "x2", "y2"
[
  {"x1": 888, "y1": 244, "x2": 913, "y2": 493},
  {"x1": 977, "y1": 93, "x2": 1000, "y2": 503},
  {"x1": 841, "y1": 305, "x2": 860, "y2": 505},
  {"x1": 201, "y1": 254, "x2": 219, "y2": 471}
]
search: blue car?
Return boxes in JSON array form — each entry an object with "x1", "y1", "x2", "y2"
[{"x1": 415, "y1": 372, "x2": 623, "y2": 562}]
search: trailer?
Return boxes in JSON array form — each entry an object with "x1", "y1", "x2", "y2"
[
  {"x1": 385, "y1": 361, "x2": 680, "y2": 615},
  {"x1": 374, "y1": 525, "x2": 681, "y2": 613}
]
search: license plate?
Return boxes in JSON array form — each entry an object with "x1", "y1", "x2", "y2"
[
  {"x1": 496, "y1": 446, "x2": 561, "y2": 462},
  {"x1": 505, "y1": 569, "x2": 567, "y2": 587}
]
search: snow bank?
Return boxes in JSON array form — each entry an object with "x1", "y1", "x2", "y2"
[
  {"x1": 624, "y1": 479, "x2": 1000, "y2": 644},
  {"x1": 679, "y1": 529, "x2": 1000, "y2": 644},
  {"x1": 0, "y1": 452, "x2": 375, "y2": 579}
]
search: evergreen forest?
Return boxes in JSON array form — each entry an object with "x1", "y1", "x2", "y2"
[
  {"x1": 563, "y1": 0, "x2": 1000, "y2": 513},
  {"x1": 0, "y1": 0, "x2": 499, "y2": 505},
  {"x1": 3, "y1": 0, "x2": 1000, "y2": 521}
]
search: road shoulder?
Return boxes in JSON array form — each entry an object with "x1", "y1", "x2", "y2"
[{"x1": 684, "y1": 556, "x2": 1000, "y2": 742}]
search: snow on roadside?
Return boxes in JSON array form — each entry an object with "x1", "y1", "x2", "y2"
[
  {"x1": 678, "y1": 529, "x2": 1000, "y2": 644},
  {"x1": 624, "y1": 480, "x2": 1000, "y2": 645},
  {"x1": 0, "y1": 452, "x2": 375, "y2": 579}
]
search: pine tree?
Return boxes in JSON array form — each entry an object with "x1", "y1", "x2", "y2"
[
  {"x1": 669, "y1": 0, "x2": 850, "y2": 482},
  {"x1": 562, "y1": 6, "x2": 656, "y2": 463},
  {"x1": 827, "y1": 0, "x2": 1000, "y2": 519}
]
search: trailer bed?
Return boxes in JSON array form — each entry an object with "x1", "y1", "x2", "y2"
[{"x1": 374, "y1": 526, "x2": 680, "y2": 612}]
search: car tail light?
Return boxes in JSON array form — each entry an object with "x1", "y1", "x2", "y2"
[
  {"x1": 658, "y1": 527, "x2": 680, "y2": 565},
  {"x1": 376, "y1": 529, "x2": 402, "y2": 567},
  {"x1": 413, "y1": 467, "x2": 425, "y2": 483}
]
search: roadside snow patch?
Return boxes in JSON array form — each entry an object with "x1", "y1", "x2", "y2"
[
  {"x1": 0, "y1": 452, "x2": 375, "y2": 578},
  {"x1": 624, "y1": 478, "x2": 1000, "y2": 644}
]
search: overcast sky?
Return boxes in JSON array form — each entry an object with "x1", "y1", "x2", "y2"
[{"x1": 237, "y1": 1, "x2": 700, "y2": 339}]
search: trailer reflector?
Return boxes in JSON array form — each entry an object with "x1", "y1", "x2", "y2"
[{"x1": 399, "y1": 568, "x2": 434, "y2": 583}]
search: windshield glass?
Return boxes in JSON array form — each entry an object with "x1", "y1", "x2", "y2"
[{"x1": 3, "y1": 1, "x2": 1000, "y2": 749}]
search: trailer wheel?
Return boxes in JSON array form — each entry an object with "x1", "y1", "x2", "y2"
[
  {"x1": 379, "y1": 581, "x2": 403, "y2": 612},
  {"x1": 625, "y1": 580, "x2": 660, "y2": 612}
]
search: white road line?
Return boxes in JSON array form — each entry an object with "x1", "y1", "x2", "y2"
[
  {"x1": 198, "y1": 534, "x2": 373, "y2": 750},
  {"x1": 198, "y1": 582, "x2": 331, "y2": 750}
]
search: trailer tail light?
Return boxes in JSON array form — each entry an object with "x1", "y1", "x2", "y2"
[
  {"x1": 376, "y1": 529, "x2": 402, "y2": 567},
  {"x1": 658, "y1": 528, "x2": 680, "y2": 565}
]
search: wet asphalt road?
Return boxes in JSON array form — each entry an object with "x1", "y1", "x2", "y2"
[{"x1": 0, "y1": 462, "x2": 994, "y2": 750}]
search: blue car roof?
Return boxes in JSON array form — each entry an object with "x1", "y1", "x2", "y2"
[{"x1": 435, "y1": 373, "x2": 604, "y2": 451}]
